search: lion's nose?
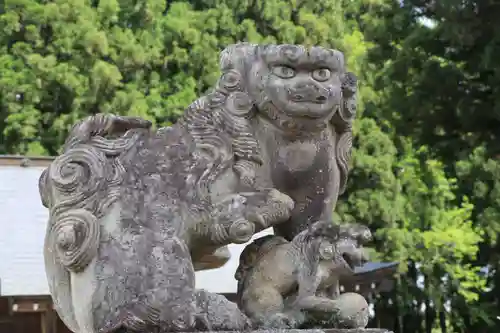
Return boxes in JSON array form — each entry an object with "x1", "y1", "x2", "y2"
[
  {"x1": 289, "y1": 85, "x2": 327, "y2": 103},
  {"x1": 316, "y1": 95, "x2": 327, "y2": 103}
]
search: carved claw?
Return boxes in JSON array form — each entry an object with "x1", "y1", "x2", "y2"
[
  {"x1": 245, "y1": 210, "x2": 268, "y2": 228},
  {"x1": 268, "y1": 188, "x2": 295, "y2": 212},
  {"x1": 243, "y1": 189, "x2": 295, "y2": 230},
  {"x1": 196, "y1": 189, "x2": 294, "y2": 247}
]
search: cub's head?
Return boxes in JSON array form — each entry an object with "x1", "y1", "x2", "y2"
[
  {"x1": 302, "y1": 220, "x2": 371, "y2": 272},
  {"x1": 218, "y1": 43, "x2": 357, "y2": 132}
]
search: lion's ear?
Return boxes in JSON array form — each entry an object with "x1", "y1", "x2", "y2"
[
  {"x1": 219, "y1": 43, "x2": 258, "y2": 73},
  {"x1": 337, "y1": 71, "x2": 358, "y2": 123},
  {"x1": 341, "y1": 72, "x2": 358, "y2": 98},
  {"x1": 339, "y1": 223, "x2": 372, "y2": 244}
]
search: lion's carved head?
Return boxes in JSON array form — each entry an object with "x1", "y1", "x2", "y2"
[
  {"x1": 218, "y1": 43, "x2": 357, "y2": 134},
  {"x1": 181, "y1": 43, "x2": 357, "y2": 193}
]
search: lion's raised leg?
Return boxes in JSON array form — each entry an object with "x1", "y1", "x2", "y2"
[
  {"x1": 240, "y1": 188, "x2": 295, "y2": 231},
  {"x1": 191, "y1": 189, "x2": 294, "y2": 249}
]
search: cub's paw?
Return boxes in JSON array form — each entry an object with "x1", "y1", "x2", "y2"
[{"x1": 265, "y1": 312, "x2": 301, "y2": 329}]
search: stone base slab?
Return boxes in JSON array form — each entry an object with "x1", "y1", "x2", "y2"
[{"x1": 179, "y1": 329, "x2": 392, "y2": 333}]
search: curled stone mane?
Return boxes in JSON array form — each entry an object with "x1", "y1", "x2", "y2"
[
  {"x1": 39, "y1": 115, "x2": 149, "y2": 274},
  {"x1": 179, "y1": 43, "x2": 262, "y2": 190},
  {"x1": 332, "y1": 72, "x2": 358, "y2": 194}
]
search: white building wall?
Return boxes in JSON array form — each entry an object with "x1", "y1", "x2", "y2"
[{"x1": 0, "y1": 166, "x2": 272, "y2": 296}]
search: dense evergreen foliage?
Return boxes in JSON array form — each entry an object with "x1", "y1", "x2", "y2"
[
  {"x1": 0, "y1": 0, "x2": 497, "y2": 332},
  {"x1": 362, "y1": 1, "x2": 500, "y2": 331}
]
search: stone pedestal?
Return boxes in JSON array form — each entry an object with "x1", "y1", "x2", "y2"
[{"x1": 180, "y1": 330, "x2": 392, "y2": 333}]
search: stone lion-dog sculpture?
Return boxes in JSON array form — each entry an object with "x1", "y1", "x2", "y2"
[
  {"x1": 235, "y1": 220, "x2": 372, "y2": 329},
  {"x1": 39, "y1": 43, "x2": 360, "y2": 333}
]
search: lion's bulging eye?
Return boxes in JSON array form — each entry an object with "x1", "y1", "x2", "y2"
[
  {"x1": 271, "y1": 65, "x2": 296, "y2": 79},
  {"x1": 319, "y1": 242, "x2": 335, "y2": 260},
  {"x1": 311, "y1": 68, "x2": 332, "y2": 82}
]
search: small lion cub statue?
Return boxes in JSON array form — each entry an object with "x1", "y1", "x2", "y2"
[{"x1": 235, "y1": 220, "x2": 372, "y2": 329}]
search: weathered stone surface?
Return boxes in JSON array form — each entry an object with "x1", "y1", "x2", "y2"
[
  {"x1": 39, "y1": 43, "x2": 379, "y2": 333},
  {"x1": 194, "y1": 290, "x2": 252, "y2": 331}
]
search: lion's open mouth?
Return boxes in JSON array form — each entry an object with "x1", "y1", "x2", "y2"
[
  {"x1": 291, "y1": 97, "x2": 327, "y2": 104},
  {"x1": 342, "y1": 253, "x2": 356, "y2": 270}
]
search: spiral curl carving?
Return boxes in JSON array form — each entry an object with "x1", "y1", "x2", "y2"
[
  {"x1": 217, "y1": 48, "x2": 263, "y2": 190},
  {"x1": 225, "y1": 92, "x2": 253, "y2": 116},
  {"x1": 180, "y1": 43, "x2": 263, "y2": 202},
  {"x1": 218, "y1": 70, "x2": 243, "y2": 93},
  {"x1": 229, "y1": 219, "x2": 255, "y2": 244},
  {"x1": 62, "y1": 114, "x2": 150, "y2": 151},
  {"x1": 41, "y1": 114, "x2": 148, "y2": 273},
  {"x1": 332, "y1": 72, "x2": 358, "y2": 195},
  {"x1": 203, "y1": 223, "x2": 231, "y2": 246},
  {"x1": 336, "y1": 131, "x2": 353, "y2": 194},
  {"x1": 89, "y1": 131, "x2": 142, "y2": 156},
  {"x1": 277, "y1": 45, "x2": 305, "y2": 62},
  {"x1": 48, "y1": 146, "x2": 108, "y2": 216},
  {"x1": 181, "y1": 97, "x2": 233, "y2": 219},
  {"x1": 338, "y1": 72, "x2": 358, "y2": 122},
  {"x1": 48, "y1": 209, "x2": 99, "y2": 272}
]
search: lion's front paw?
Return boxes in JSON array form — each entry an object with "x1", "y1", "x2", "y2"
[{"x1": 244, "y1": 189, "x2": 295, "y2": 230}]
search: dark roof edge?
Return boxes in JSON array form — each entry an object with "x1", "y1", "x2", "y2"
[{"x1": 0, "y1": 155, "x2": 55, "y2": 167}]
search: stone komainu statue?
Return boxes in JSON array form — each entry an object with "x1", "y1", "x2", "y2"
[
  {"x1": 210, "y1": 43, "x2": 357, "y2": 241},
  {"x1": 39, "y1": 43, "x2": 359, "y2": 333}
]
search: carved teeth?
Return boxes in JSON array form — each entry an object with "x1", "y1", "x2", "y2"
[{"x1": 342, "y1": 253, "x2": 355, "y2": 270}]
